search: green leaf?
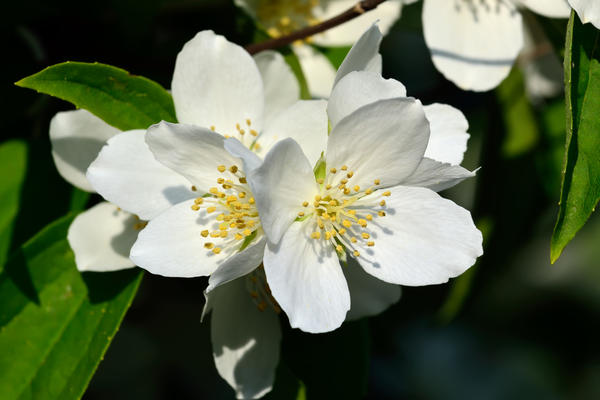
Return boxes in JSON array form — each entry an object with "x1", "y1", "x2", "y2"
[
  {"x1": 551, "y1": 12, "x2": 600, "y2": 263},
  {"x1": 16, "y1": 62, "x2": 176, "y2": 131},
  {"x1": 282, "y1": 320, "x2": 370, "y2": 399},
  {"x1": 0, "y1": 214, "x2": 142, "y2": 399},
  {"x1": 0, "y1": 140, "x2": 27, "y2": 270}
]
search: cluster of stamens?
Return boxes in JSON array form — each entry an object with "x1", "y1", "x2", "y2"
[
  {"x1": 189, "y1": 164, "x2": 259, "y2": 256},
  {"x1": 256, "y1": 0, "x2": 321, "y2": 42},
  {"x1": 245, "y1": 265, "x2": 281, "y2": 313},
  {"x1": 212, "y1": 118, "x2": 260, "y2": 151},
  {"x1": 300, "y1": 165, "x2": 391, "y2": 259}
]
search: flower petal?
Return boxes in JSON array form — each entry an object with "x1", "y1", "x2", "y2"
[
  {"x1": 209, "y1": 278, "x2": 281, "y2": 399},
  {"x1": 255, "y1": 99, "x2": 328, "y2": 166},
  {"x1": 328, "y1": 70, "x2": 406, "y2": 129},
  {"x1": 247, "y1": 138, "x2": 319, "y2": 244},
  {"x1": 67, "y1": 202, "x2": 138, "y2": 272},
  {"x1": 312, "y1": 0, "x2": 402, "y2": 47},
  {"x1": 264, "y1": 219, "x2": 350, "y2": 333},
  {"x1": 130, "y1": 199, "x2": 246, "y2": 277},
  {"x1": 254, "y1": 50, "x2": 300, "y2": 126},
  {"x1": 422, "y1": 0, "x2": 524, "y2": 91},
  {"x1": 568, "y1": 0, "x2": 600, "y2": 28},
  {"x1": 224, "y1": 138, "x2": 263, "y2": 173},
  {"x1": 326, "y1": 98, "x2": 430, "y2": 190},
  {"x1": 49, "y1": 109, "x2": 120, "y2": 192},
  {"x1": 146, "y1": 122, "x2": 241, "y2": 193},
  {"x1": 87, "y1": 130, "x2": 196, "y2": 220},
  {"x1": 294, "y1": 45, "x2": 337, "y2": 98},
  {"x1": 171, "y1": 30, "x2": 264, "y2": 133},
  {"x1": 207, "y1": 236, "x2": 266, "y2": 292},
  {"x1": 516, "y1": 0, "x2": 571, "y2": 18},
  {"x1": 402, "y1": 158, "x2": 476, "y2": 192},
  {"x1": 351, "y1": 186, "x2": 483, "y2": 286},
  {"x1": 334, "y1": 23, "x2": 383, "y2": 87},
  {"x1": 423, "y1": 103, "x2": 470, "y2": 165},
  {"x1": 344, "y1": 257, "x2": 401, "y2": 321}
]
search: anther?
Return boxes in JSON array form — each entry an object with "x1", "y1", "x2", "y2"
[
  {"x1": 358, "y1": 219, "x2": 367, "y2": 227},
  {"x1": 380, "y1": 200, "x2": 386, "y2": 207},
  {"x1": 341, "y1": 165, "x2": 348, "y2": 171},
  {"x1": 311, "y1": 231, "x2": 321, "y2": 239},
  {"x1": 366, "y1": 214, "x2": 373, "y2": 221},
  {"x1": 201, "y1": 230, "x2": 209, "y2": 237},
  {"x1": 367, "y1": 241, "x2": 375, "y2": 247},
  {"x1": 374, "y1": 179, "x2": 380, "y2": 185},
  {"x1": 326, "y1": 184, "x2": 332, "y2": 190},
  {"x1": 336, "y1": 245, "x2": 343, "y2": 252},
  {"x1": 346, "y1": 171, "x2": 354, "y2": 178},
  {"x1": 212, "y1": 247, "x2": 222, "y2": 254},
  {"x1": 338, "y1": 228, "x2": 347, "y2": 235},
  {"x1": 302, "y1": 201, "x2": 309, "y2": 207},
  {"x1": 191, "y1": 186, "x2": 197, "y2": 191},
  {"x1": 340, "y1": 178, "x2": 348, "y2": 184},
  {"x1": 246, "y1": 118, "x2": 252, "y2": 126},
  {"x1": 249, "y1": 197, "x2": 255, "y2": 204},
  {"x1": 342, "y1": 220, "x2": 352, "y2": 228},
  {"x1": 191, "y1": 204, "x2": 200, "y2": 211},
  {"x1": 351, "y1": 237, "x2": 358, "y2": 243},
  {"x1": 217, "y1": 165, "x2": 226, "y2": 172},
  {"x1": 354, "y1": 185, "x2": 360, "y2": 192},
  {"x1": 229, "y1": 165, "x2": 239, "y2": 173},
  {"x1": 210, "y1": 126, "x2": 215, "y2": 131},
  {"x1": 239, "y1": 177, "x2": 247, "y2": 184},
  {"x1": 330, "y1": 168, "x2": 337, "y2": 174},
  {"x1": 343, "y1": 188, "x2": 351, "y2": 195},
  {"x1": 317, "y1": 178, "x2": 324, "y2": 184},
  {"x1": 383, "y1": 191, "x2": 391, "y2": 196},
  {"x1": 378, "y1": 210, "x2": 386, "y2": 217},
  {"x1": 204, "y1": 243, "x2": 214, "y2": 249},
  {"x1": 298, "y1": 211, "x2": 305, "y2": 217},
  {"x1": 314, "y1": 195, "x2": 321, "y2": 202},
  {"x1": 207, "y1": 206, "x2": 216, "y2": 213},
  {"x1": 353, "y1": 250, "x2": 360, "y2": 257},
  {"x1": 250, "y1": 129, "x2": 258, "y2": 136},
  {"x1": 243, "y1": 229, "x2": 252, "y2": 236}
]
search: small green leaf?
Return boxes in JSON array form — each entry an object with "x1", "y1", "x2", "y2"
[
  {"x1": 16, "y1": 62, "x2": 176, "y2": 131},
  {"x1": 0, "y1": 214, "x2": 142, "y2": 399},
  {"x1": 551, "y1": 12, "x2": 600, "y2": 263},
  {"x1": 0, "y1": 140, "x2": 27, "y2": 270}
]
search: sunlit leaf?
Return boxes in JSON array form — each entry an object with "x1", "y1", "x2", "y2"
[
  {"x1": 0, "y1": 140, "x2": 27, "y2": 269},
  {"x1": 0, "y1": 215, "x2": 142, "y2": 399},
  {"x1": 16, "y1": 62, "x2": 176, "y2": 131},
  {"x1": 551, "y1": 12, "x2": 600, "y2": 263}
]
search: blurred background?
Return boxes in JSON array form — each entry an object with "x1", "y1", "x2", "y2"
[{"x1": 3, "y1": 0, "x2": 600, "y2": 398}]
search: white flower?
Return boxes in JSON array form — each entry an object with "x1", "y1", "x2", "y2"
[
  {"x1": 237, "y1": 70, "x2": 483, "y2": 333},
  {"x1": 85, "y1": 30, "x2": 329, "y2": 399},
  {"x1": 49, "y1": 109, "x2": 190, "y2": 271},
  {"x1": 235, "y1": 0, "x2": 403, "y2": 97},
  {"x1": 568, "y1": 0, "x2": 600, "y2": 28},
  {"x1": 420, "y1": 0, "x2": 571, "y2": 91}
]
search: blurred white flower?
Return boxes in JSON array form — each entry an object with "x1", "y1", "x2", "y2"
[
  {"x1": 235, "y1": 0, "x2": 403, "y2": 97},
  {"x1": 568, "y1": 0, "x2": 600, "y2": 28}
]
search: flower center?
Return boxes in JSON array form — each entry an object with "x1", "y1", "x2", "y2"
[
  {"x1": 245, "y1": 265, "x2": 281, "y2": 313},
  {"x1": 299, "y1": 165, "x2": 390, "y2": 258},
  {"x1": 189, "y1": 164, "x2": 260, "y2": 256},
  {"x1": 256, "y1": 0, "x2": 321, "y2": 39}
]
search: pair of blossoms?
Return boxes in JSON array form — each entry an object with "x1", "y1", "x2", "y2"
[
  {"x1": 236, "y1": 0, "x2": 600, "y2": 94},
  {"x1": 52, "y1": 25, "x2": 482, "y2": 399}
]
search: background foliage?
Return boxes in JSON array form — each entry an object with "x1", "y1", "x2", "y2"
[{"x1": 2, "y1": 0, "x2": 600, "y2": 399}]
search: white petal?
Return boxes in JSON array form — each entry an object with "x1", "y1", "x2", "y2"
[
  {"x1": 255, "y1": 99, "x2": 328, "y2": 166},
  {"x1": 224, "y1": 138, "x2": 263, "y2": 172},
  {"x1": 49, "y1": 109, "x2": 120, "y2": 192},
  {"x1": 264, "y1": 219, "x2": 350, "y2": 333},
  {"x1": 146, "y1": 122, "x2": 241, "y2": 192},
  {"x1": 294, "y1": 45, "x2": 337, "y2": 98},
  {"x1": 344, "y1": 258, "x2": 401, "y2": 321},
  {"x1": 402, "y1": 158, "x2": 476, "y2": 192},
  {"x1": 67, "y1": 202, "x2": 138, "y2": 272},
  {"x1": 423, "y1": 103, "x2": 470, "y2": 165},
  {"x1": 87, "y1": 130, "x2": 196, "y2": 220},
  {"x1": 326, "y1": 98, "x2": 430, "y2": 190},
  {"x1": 130, "y1": 199, "x2": 253, "y2": 277},
  {"x1": 422, "y1": 0, "x2": 524, "y2": 91},
  {"x1": 328, "y1": 70, "x2": 407, "y2": 129},
  {"x1": 209, "y1": 278, "x2": 281, "y2": 399},
  {"x1": 351, "y1": 186, "x2": 483, "y2": 286},
  {"x1": 569, "y1": 0, "x2": 600, "y2": 29},
  {"x1": 171, "y1": 30, "x2": 265, "y2": 133},
  {"x1": 253, "y1": 50, "x2": 300, "y2": 127},
  {"x1": 312, "y1": 0, "x2": 402, "y2": 47},
  {"x1": 334, "y1": 23, "x2": 383, "y2": 87},
  {"x1": 207, "y1": 237, "x2": 266, "y2": 292},
  {"x1": 247, "y1": 139, "x2": 319, "y2": 244},
  {"x1": 516, "y1": 0, "x2": 571, "y2": 18}
]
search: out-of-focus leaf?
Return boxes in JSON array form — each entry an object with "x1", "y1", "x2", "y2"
[
  {"x1": 0, "y1": 140, "x2": 27, "y2": 270},
  {"x1": 551, "y1": 12, "x2": 600, "y2": 263},
  {"x1": 314, "y1": 45, "x2": 351, "y2": 70},
  {"x1": 282, "y1": 49, "x2": 311, "y2": 100},
  {"x1": 0, "y1": 214, "x2": 142, "y2": 400},
  {"x1": 15, "y1": 62, "x2": 176, "y2": 131},
  {"x1": 496, "y1": 68, "x2": 540, "y2": 157},
  {"x1": 282, "y1": 320, "x2": 369, "y2": 399},
  {"x1": 69, "y1": 188, "x2": 90, "y2": 212}
]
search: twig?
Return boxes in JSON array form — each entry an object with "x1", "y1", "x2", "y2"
[{"x1": 245, "y1": 0, "x2": 388, "y2": 55}]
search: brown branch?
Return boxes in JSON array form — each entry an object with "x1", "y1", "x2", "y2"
[{"x1": 245, "y1": 0, "x2": 388, "y2": 55}]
